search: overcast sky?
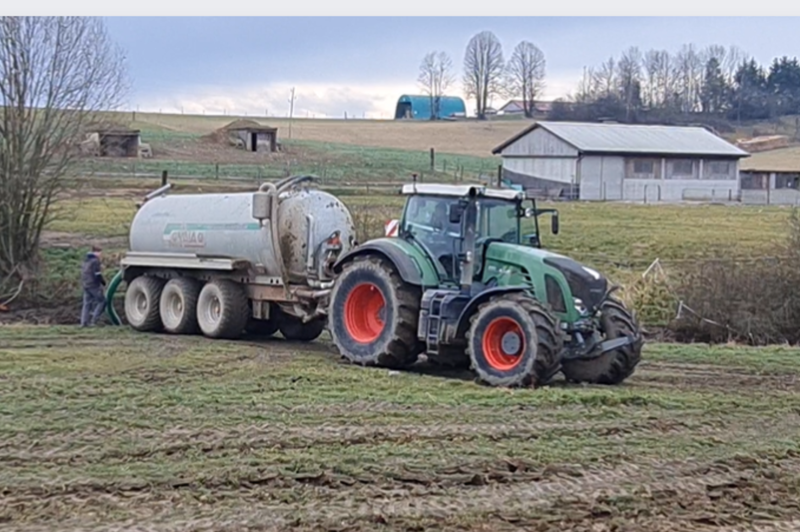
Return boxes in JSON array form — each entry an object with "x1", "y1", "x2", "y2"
[{"x1": 105, "y1": 17, "x2": 800, "y2": 119}]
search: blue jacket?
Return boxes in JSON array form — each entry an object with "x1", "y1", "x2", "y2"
[{"x1": 81, "y1": 252, "x2": 106, "y2": 290}]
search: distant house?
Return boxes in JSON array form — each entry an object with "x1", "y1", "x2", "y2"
[
  {"x1": 498, "y1": 100, "x2": 553, "y2": 117},
  {"x1": 492, "y1": 121, "x2": 750, "y2": 202},
  {"x1": 394, "y1": 95, "x2": 466, "y2": 120}
]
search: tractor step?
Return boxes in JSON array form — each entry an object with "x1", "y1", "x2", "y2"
[{"x1": 562, "y1": 334, "x2": 641, "y2": 362}]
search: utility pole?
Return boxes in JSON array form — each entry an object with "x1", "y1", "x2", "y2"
[{"x1": 288, "y1": 87, "x2": 296, "y2": 139}]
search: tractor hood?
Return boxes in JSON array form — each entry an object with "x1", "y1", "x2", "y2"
[{"x1": 485, "y1": 243, "x2": 609, "y2": 314}]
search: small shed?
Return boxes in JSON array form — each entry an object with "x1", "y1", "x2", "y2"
[
  {"x1": 492, "y1": 121, "x2": 750, "y2": 202},
  {"x1": 81, "y1": 126, "x2": 141, "y2": 157},
  {"x1": 394, "y1": 95, "x2": 466, "y2": 120},
  {"x1": 225, "y1": 124, "x2": 278, "y2": 152}
]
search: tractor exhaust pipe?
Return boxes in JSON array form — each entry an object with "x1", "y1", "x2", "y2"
[{"x1": 459, "y1": 188, "x2": 479, "y2": 294}]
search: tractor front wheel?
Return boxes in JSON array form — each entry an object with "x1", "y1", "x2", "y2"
[
  {"x1": 467, "y1": 293, "x2": 562, "y2": 387},
  {"x1": 328, "y1": 255, "x2": 422, "y2": 369},
  {"x1": 561, "y1": 297, "x2": 643, "y2": 385}
]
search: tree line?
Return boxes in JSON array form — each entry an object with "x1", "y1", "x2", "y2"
[
  {"x1": 417, "y1": 30, "x2": 546, "y2": 120},
  {"x1": 552, "y1": 44, "x2": 800, "y2": 125}
]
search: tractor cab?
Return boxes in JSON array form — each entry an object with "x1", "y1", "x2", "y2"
[{"x1": 392, "y1": 183, "x2": 559, "y2": 284}]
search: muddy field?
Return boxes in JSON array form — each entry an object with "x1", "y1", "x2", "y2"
[{"x1": 1, "y1": 325, "x2": 799, "y2": 531}]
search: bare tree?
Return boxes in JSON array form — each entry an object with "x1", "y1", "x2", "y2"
[
  {"x1": 675, "y1": 44, "x2": 704, "y2": 113},
  {"x1": 417, "y1": 51, "x2": 454, "y2": 120},
  {"x1": 594, "y1": 57, "x2": 617, "y2": 97},
  {"x1": 505, "y1": 41, "x2": 546, "y2": 118},
  {"x1": 617, "y1": 47, "x2": 642, "y2": 118},
  {"x1": 462, "y1": 30, "x2": 504, "y2": 120},
  {"x1": 0, "y1": 17, "x2": 128, "y2": 298}
]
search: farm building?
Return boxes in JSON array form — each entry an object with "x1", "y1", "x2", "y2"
[
  {"x1": 81, "y1": 126, "x2": 141, "y2": 158},
  {"x1": 394, "y1": 95, "x2": 466, "y2": 120},
  {"x1": 225, "y1": 123, "x2": 278, "y2": 152},
  {"x1": 739, "y1": 146, "x2": 800, "y2": 205},
  {"x1": 498, "y1": 100, "x2": 552, "y2": 117},
  {"x1": 492, "y1": 121, "x2": 750, "y2": 202}
]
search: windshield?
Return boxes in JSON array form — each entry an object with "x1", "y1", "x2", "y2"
[{"x1": 477, "y1": 199, "x2": 520, "y2": 243}]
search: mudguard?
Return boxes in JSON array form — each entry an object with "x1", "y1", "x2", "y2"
[
  {"x1": 455, "y1": 285, "x2": 531, "y2": 338},
  {"x1": 332, "y1": 238, "x2": 437, "y2": 287}
]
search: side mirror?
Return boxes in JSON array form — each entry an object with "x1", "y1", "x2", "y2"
[
  {"x1": 449, "y1": 203, "x2": 465, "y2": 224},
  {"x1": 551, "y1": 213, "x2": 559, "y2": 235}
]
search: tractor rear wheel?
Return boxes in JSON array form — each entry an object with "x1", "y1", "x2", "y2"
[
  {"x1": 466, "y1": 292, "x2": 562, "y2": 387},
  {"x1": 328, "y1": 255, "x2": 422, "y2": 369},
  {"x1": 561, "y1": 297, "x2": 643, "y2": 385},
  {"x1": 245, "y1": 318, "x2": 279, "y2": 337}
]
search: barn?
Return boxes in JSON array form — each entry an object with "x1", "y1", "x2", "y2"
[
  {"x1": 394, "y1": 95, "x2": 466, "y2": 120},
  {"x1": 738, "y1": 147, "x2": 800, "y2": 205},
  {"x1": 492, "y1": 121, "x2": 750, "y2": 202}
]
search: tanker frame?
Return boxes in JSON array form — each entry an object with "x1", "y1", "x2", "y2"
[{"x1": 108, "y1": 175, "x2": 357, "y2": 341}]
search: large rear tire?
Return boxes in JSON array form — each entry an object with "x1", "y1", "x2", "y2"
[
  {"x1": 159, "y1": 277, "x2": 201, "y2": 335},
  {"x1": 245, "y1": 318, "x2": 279, "y2": 337},
  {"x1": 196, "y1": 279, "x2": 249, "y2": 339},
  {"x1": 328, "y1": 255, "x2": 422, "y2": 369},
  {"x1": 467, "y1": 292, "x2": 562, "y2": 387},
  {"x1": 124, "y1": 275, "x2": 166, "y2": 332},
  {"x1": 561, "y1": 297, "x2": 643, "y2": 385}
]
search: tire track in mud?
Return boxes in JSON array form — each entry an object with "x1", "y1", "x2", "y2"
[
  {"x1": 635, "y1": 362, "x2": 800, "y2": 391},
  {"x1": 0, "y1": 416, "x2": 720, "y2": 468},
  {"x1": 4, "y1": 456, "x2": 799, "y2": 532}
]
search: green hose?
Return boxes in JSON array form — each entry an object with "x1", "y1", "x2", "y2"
[{"x1": 105, "y1": 270, "x2": 124, "y2": 326}]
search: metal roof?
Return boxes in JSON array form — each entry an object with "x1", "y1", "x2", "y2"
[
  {"x1": 492, "y1": 121, "x2": 750, "y2": 158},
  {"x1": 739, "y1": 146, "x2": 800, "y2": 173},
  {"x1": 400, "y1": 183, "x2": 523, "y2": 201}
]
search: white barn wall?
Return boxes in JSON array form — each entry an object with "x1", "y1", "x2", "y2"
[
  {"x1": 503, "y1": 157, "x2": 576, "y2": 185},
  {"x1": 501, "y1": 127, "x2": 579, "y2": 157},
  {"x1": 578, "y1": 156, "x2": 625, "y2": 200}
]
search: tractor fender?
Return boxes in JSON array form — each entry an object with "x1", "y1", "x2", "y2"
[
  {"x1": 455, "y1": 285, "x2": 531, "y2": 338},
  {"x1": 332, "y1": 240, "x2": 423, "y2": 286}
]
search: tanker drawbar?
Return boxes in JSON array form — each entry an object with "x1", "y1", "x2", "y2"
[{"x1": 110, "y1": 175, "x2": 356, "y2": 343}]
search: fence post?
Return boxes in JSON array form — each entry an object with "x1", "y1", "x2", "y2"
[
  {"x1": 430, "y1": 148, "x2": 435, "y2": 171},
  {"x1": 215, "y1": 163, "x2": 219, "y2": 180},
  {"x1": 497, "y1": 164, "x2": 502, "y2": 187},
  {"x1": 161, "y1": 170, "x2": 168, "y2": 186}
]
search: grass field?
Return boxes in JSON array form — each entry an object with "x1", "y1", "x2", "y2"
[
  {"x1": 1, "y1": 325, "x2": 799, "y2": 531},
  {"x1": 4, "y1": 113, "x2": 800, "y2": 531}
]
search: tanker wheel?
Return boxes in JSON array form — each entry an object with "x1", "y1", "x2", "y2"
[
  {"x1": 196, "y1": 279, "x2": 249, "y2": 339},
  {"x1": 159, "y1": 277, "x2": 201, "y2": 335},
  {"x1": 278, "y1": 312, "x2": 326, "y2": 342},
  {"x1": 245, "y1": 318, "x2": 279, "y2": 337},
  {"x1": 466, "y1": 293, "x2": 562, "y2": 388},
  {"x1": 124, "y1": 275, "x2": 166, "y2": 332},
  {"x1": 561, "y1": 297, "x2": 643, "y2": 385},
  {"x1": 328, "y1": 255, "x2": 422, "y2": 369}
]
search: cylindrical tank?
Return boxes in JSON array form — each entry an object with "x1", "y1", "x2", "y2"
[{"x1": 128, "y1": 185, "x2": 356, "y2": 284}]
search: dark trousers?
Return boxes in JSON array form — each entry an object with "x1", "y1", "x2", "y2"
[{"x1": 81, "y1": 286, "x2": 105, "y2": 326}]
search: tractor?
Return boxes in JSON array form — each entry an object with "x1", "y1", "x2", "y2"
[{"x1": 327, "y1": 183, "x2": 643, "y2": 387}]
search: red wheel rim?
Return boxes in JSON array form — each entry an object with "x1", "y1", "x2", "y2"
[
  {"x1": 482, "y1": 317, "x2": 526, "y2": 371},
  {"x1": 344, "y1": 283, "x2": 386, "y2": 343}
]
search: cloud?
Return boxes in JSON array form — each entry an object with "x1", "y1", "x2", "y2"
[{"x1": 133, "y1": 73, "x2": 583, "y2": 119}]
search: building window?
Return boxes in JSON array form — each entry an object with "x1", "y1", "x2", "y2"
[
  {"x1": 668, "y1": 159, "x2": 695, "y2": 179},
  {"x1": 775, "y1": 174, "x2": 800, "y2": 189},
  {"x1": 626, "y1": 158, "x2": 659, "y2": 179},
  {"x1": 704, "y1": 160, "x2": 734, "y2": 179},
  {"x1": 634, "y1": 160, "x2": 653, "y2": 174}
]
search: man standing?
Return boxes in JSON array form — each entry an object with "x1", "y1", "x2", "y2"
[{"x1": 81, "y1": 245, "x2": 107, "y2": 327}]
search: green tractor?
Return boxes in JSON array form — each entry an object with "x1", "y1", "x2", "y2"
[{"x1": 327, "y1": 183, "x2": 643, "y2": 387}]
